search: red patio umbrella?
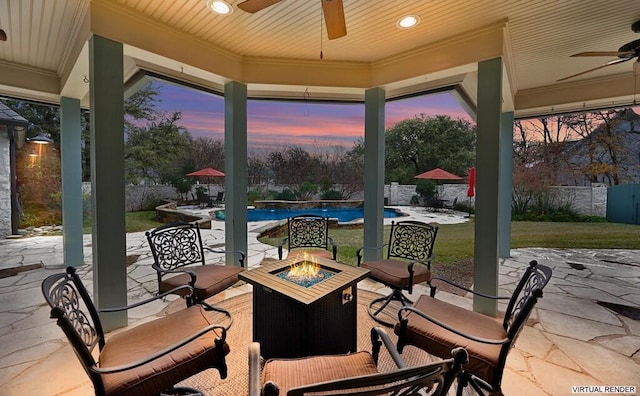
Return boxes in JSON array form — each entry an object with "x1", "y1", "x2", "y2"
[
  {"x1": 186, "y1": 168, "x2": 225, "y2": 195},
  {"x1": 467, "y1": 167, "x2": 476, "y2": 198},
  {"x1": 415, "y1": 168, "x2": 463, "y2": 180},
  {"x1": 415, "y1": 168, "x2": 462, "y2": 206},
  {"x1": 186, "y1": 168, "x2": 225, "y2": 177}
]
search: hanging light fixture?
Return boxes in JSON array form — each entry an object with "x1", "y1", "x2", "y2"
[{"x1": 26, "y1": 123, "x2": 54, "y2": 145}]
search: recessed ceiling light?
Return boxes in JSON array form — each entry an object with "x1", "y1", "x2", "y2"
[
  {"x1": 397, "y1": 15, "x2": 420, "y2": 29},
  {"x1": 207, "y1": 0, "x2": 233, "y2": 15}
]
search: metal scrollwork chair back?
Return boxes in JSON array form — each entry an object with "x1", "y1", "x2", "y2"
[
  {"x1": 278, "y1": 214, "x2": 337, "y2": 260},
  {"x1": 356, "y1": 220, "x2": 439, "y2": 327},
  {"x1": 395, "y1": 260, "x2": 553, "y2": 396},
  {"x1": 41, "y1": 266, "x2": 230, "y2": 396},
  {"x1": 146, "y1": 221, "x2": 244, "y2": 321}
]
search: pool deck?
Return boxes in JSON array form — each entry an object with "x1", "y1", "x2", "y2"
[{"x1": 1, "y1": 206, "x2": 639, "y2": 395}]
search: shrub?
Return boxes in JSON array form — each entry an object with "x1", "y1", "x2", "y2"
[
  {"x1": 454, "y1": 200, "x2": 475, "y2": 214},
  {"x1": 321, "y1": 189, "x2": 343, "y2": 200},
  {"x1": 296, "y1": 181, "x2": 319, "y2": 200},
  {"x1": 248, "y1": 187, "x2": 268, "y2": 205},
  {"x1": 274, "y1": 189, "x2": 297, "y2": 201},
  {"x1": 415, "y1": 179, "x2": 436, "y2": 200}
]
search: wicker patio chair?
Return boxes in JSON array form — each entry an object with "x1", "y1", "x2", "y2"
[
  {"x1": 395, "y1": 260, "x2": 553, "y2": 395},
  {"x1": 248, "y1": 326, "x2": 468, "y2": 396},
  {"x1": 278, "y1": 214, "x2": 338, "y2": 260},
  {"x1": 357, "y1": 220, "x2": 438, "y2": 327},
  {"x1": 41, "y1": 266, "x2": 229, "y2": 396}
]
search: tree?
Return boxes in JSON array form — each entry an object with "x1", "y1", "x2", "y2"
[
  {"x1": 190, "y1": 137, "x2": 225, "y2": 171},
  {"x1": 267, "y1": 146, "x2": 321, "y2": 186},
  {"x1": 125, "y1": 112, "x2": 194, "y2": 184},
  {"x1": 515, "y1": 108, "x2": 640, "y2": 186},
  {"x1": 385, "y1": 115, "x2": 476, "y2": 184}
]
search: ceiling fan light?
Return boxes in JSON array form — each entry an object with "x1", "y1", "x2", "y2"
[
  {"x1": 397, "y1": 15, "x2": 420, "y2": 29},
  {"x1": 207, "y1": 0, "x2": 233, "y2": 15}
]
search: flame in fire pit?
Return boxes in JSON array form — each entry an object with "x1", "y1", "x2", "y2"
[{"x1": 288, "y1": 253, "x2": 321, "y2": 280}]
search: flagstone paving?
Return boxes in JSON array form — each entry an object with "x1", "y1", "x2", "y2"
[{"x1": 0, "y1": 207, "x2": 638, "y2": 395}]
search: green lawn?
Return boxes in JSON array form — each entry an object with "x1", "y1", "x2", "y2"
[
  {"x1": 83, "y1": 211, "x2": 163, "y2": 234},
  {"x1": 259, "y1": 221, "x2": 640, "y2": 267}
]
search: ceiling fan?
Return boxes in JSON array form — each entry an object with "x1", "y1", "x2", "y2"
[
  {"x1": 237, "y1": 0, "x2": 347, "y2": 40},
  {"x1": 557, "y1": 20, "x2": 640, "y2": 82}
]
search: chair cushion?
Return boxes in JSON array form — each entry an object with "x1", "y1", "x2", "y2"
[
  {"x1": 361, "y1": 259, "x2": 431, "y2": 289},
  {"x1": 286, "y1": 248, "x2": 334, "y2": 260},
  {"x1": 394, "y1": 295, "x2": 506, "y2": 385},
  {"x1": 261, "y1": 351, "x2": 378, "y2": 395},
  {"x1": 99, "y1": 305, "x2": 230, "y2": 396},
  {"x1": 160, "y1": 264, "x2": 243, "y2": 301}
]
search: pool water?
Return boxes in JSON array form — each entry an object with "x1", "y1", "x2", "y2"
[{"x1": 214, "y1": 207, "x2": 403, "y2": 222}]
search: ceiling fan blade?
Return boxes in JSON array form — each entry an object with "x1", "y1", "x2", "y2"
[
  {"x1": 571, "y1": 51, "x2": 635, "y2": 57},
  {"x1": 322, "y1": 0, "x2": 347, "y2": 40},
  {"x1": 557, "y1": 57, "x2": 632, "y2": 82},
  {"x1": 237, "y1": 0, "x2": 281, "y2": 13}
]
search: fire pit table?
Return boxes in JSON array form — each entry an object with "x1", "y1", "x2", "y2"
[{"x1": 239, "y1": 255, "x2": 370, "y2": 359}]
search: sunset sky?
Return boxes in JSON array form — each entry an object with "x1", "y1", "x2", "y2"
[{"x1": 154, "y1": 81, "x2": 473, "y2": 151}]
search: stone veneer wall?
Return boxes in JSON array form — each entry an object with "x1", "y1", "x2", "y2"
[
  {"x1": 378, "y1": 182, "x2": 606, "y2": 217},
  {"x1": 0, "y1": 126, "x2": 10, "y2": 237},
  {"x1": 69, "y1": 181, "x2": 609, "y2": 223}
]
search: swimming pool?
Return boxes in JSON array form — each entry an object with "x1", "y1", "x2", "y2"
[{"x1": 214, "y1": 207, "x2": 403, "y2": 222}]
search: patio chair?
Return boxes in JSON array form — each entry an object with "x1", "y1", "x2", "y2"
[
  {"x1": 357, "y1": 220, "x2": 438, "y2": 327},
  {"x1": 41, "y1": 266, "x2": 230, "y2": 396},
  {"x1": 395, "y1": 260, "x2": 553, "y2": 396},
  {"x1": 278, "y1": 214, "x2": 337, "y2": 260},
  {"x1": 248, "y1": 326, "x2": 468, "y2": 396},
  {"x1": 195, "y1": 189, "x2": 209, "y2": 208},
  {"x1": 146, "y1": 221, "x2": 244, "y2": 323},
  {"x1": 211, "y1": 191, "x2": 224, "y2": 206}
]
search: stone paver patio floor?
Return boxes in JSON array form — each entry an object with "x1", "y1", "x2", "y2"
[{"x1": 0, "y1": 207, "x2": 638, "y2": 395}]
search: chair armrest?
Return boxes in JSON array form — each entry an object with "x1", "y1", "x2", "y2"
[
  {"x1": 430, "y1": 276, "x2": 510, "y2": 300},
  {"x1": 371, "y1": 327, "x2": 406, "y2": 369},
  {"x1": 248, "y1": 342, "x2": 261, "y2": 396},
  {"x1": 204, "y1": 247, "x2": 247, "y2": 266},
  {"x1": 328, "y1": 236, "x2": 338, "y2": 260},
  {"x1": 398, "y1": 306, "x2": 510, "y2": 345},
  {"x1": 356, "y1": 244, "x2": 387, "y2": 265},
  {"x1": 90, "y1": 323, "x2": 228, "y2": 374},
  {"x1": 277, "y1": 238, "x2": 289, "y2": 260},
  {"x1": 98, "y1": 285, "x2": 194, "y2": 313},
  {"x1": 407, "y1": 254, "x2": 435, "y2": 271},
  {"x1": 152, "y1": 264, "x2": 197, "y2": 286}
]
